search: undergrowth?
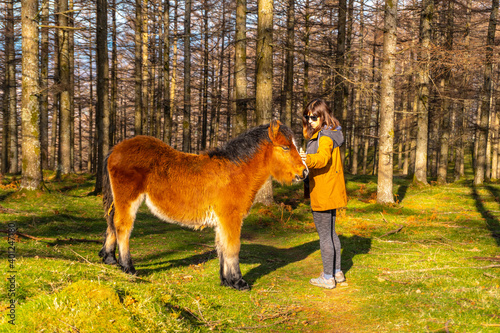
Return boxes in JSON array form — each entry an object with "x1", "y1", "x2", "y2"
[{"x1": 0, "y1": 172, "x2": 499, "y2": 332}]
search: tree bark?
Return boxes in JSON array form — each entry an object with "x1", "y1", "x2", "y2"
[
  {"x1": 40, "y1": 0, "x2": 50, "y2": 170},
  {"x1": 183, "y1": 0, "x2": 192, "y2": 152},
  {"x1": 163, "y1": 0, "x2": 172, "y2": 144},
  {"x1": 95, "y1": 0, "x2": 110, "y2": 193},
  {"x1": 58, "y1": 0, "x2": 72, "y2": 175},
  {"x1": 201, "y1": 1, "x2": 209, "y2": 150},
  {"x1": 414, "y1": 0, "x2": 433, "y2": 185},
  {"x1": 134, "y1": 0, "x2": 143, "y2": 135},
  {"x1": 255, "y1": 0, "x2": 274, "y2": 206},
  {"x1": 376, "y1": 0, "x2": 397, "y2": 205},
  {"x1": 141, "y1": 0, "x2": 149, "y2": 135},
  {"x1": 110, "y1": 0, "x2": 118, "y2": 146},
  {"x1": 334, "y1": 0, "x2": 347, "y2": 136},
  {"x1": 234, "y1": 0, "x2": 248, "y2": 137},
  {"x1": 474, "y1": 0, "x2": 499, "y2": 185},
  {"x1": 6, "y1": 0, "x2": 18, "y2": 174},
  {"x1": 437, "y1": 0, "x2": 454, "y2": 184},
  {"x1": 20, "y1": 0, "x2": 43, "y2": 189},
  {"x1": 280, "y1": 0, "x2": 294, "y2": 129}
]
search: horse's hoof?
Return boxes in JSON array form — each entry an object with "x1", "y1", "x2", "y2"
[
  {"x1": 121, "y1": 266, "x2": 137, "y2": 275},
  {"x1": 234, "y1": 278, "x2": 250, "y2": 291},
  {"x1": 103, "y1": 255, "x2": 118, "y2": 265},
  {"x1": 222, "y1": 278, "x2": 250, "y2": 291},
  {"x1": 99, "y1": 249, "x2": 118, "y2": 265}
]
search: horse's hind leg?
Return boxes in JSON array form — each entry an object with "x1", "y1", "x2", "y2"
[
  {"x1": 99, "y1": 226, "x2": 118, "y2": 265},
  {"x1": 215, "y1": 218, "x2": 250, "y2": 291},
  {"x1": 114, "y1": 196, "x2": 143, "y2": 275}
]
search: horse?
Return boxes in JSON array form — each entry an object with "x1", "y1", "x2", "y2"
[{"x1": 98, "y1": 120, "x2": 308, "y2": 290}]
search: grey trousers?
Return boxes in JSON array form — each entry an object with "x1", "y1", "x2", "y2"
[{"x1": 312, "y1": 209, "x2": 341, "y2": 275}]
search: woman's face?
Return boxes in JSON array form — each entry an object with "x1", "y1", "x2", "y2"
[{"x1": 307, "y1": 112, "x2": 321, "y2": 131}]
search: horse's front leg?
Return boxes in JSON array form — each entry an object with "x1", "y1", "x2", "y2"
[{"x1": 215, "y1": 219, "x2": 249, "y2": 291}]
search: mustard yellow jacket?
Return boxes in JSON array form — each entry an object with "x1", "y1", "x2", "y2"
[{"x1": 305, "y1": 128, "x2": 347, "y2": 211}]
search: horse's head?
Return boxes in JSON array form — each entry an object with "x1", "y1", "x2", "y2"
[{"x1": 267, "y1": 120, "x2": 309, "y2": 184}]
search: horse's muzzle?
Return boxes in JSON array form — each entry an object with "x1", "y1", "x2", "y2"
[{"x1": 295, "y1": 169, "x2": 309, "y2": 182}]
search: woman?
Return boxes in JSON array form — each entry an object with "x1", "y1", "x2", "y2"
[{"x1": 299, "y1": 98, "x2": 347, "y2": 289}]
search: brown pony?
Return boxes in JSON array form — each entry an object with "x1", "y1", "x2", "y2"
[{"x1": 99, "y1": 120, "x2": 308, "y2": 290}]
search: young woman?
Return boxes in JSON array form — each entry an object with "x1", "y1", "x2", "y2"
[{"x1": 299, "y1": 98, "x2": 347, "y2": 289}]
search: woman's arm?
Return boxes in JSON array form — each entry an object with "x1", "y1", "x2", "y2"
[{"x1": 306, "y1": 136, "x2": 333, "y2": 169}]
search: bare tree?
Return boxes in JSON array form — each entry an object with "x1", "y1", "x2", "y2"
[
  {"x1": 414, "y1": 0, "x2": 433, "y2": 185},
  {"x1": 474, "y1": 0, "x2": 499, "y2": 185},
  {"x1": 59, "y1": 0, "x2": 72, "y2": 175},
  {"x1": 20, "y1": 0, "x2": 43, "y2": 189},
  {"x1": 183, "y1": 0, "x2": 192, "y2": 152},
  {"x1": 254, "y1": 0, "x2": 274, "y2": 205},
  {"x1": 234, "y1": 0, "x2": 248, "y2": 137},
  {"x1": 94, "y1": 0, "x2": 110, "y2": 193},
  {"x1": 376, "y1": 0, "x2": 397, "y2": 204}
]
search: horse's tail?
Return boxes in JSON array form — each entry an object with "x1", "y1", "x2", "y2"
[{"x1": 103, "y1": 151, "x2": 115, "y2": 232}]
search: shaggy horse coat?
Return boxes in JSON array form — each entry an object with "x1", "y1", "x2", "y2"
[{"x1": 99, "y1": 120, "x2": 308, "y2": 290}]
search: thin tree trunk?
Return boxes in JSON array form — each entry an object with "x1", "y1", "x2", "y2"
[
  {"x1": 377, "y1": 0, "x2": 397, "y2": 205},
  {"x1": 40, "y1": 0, "x2": 50, "y2": 170},
  {"x1": 234, "y1": 0, "x2": 248, "y2": 137},
  {"x1": 201, "y1": 1, "x2": 209, "y2": 150},
  {"x1": 111, "y1": 0, "x2": 118, "y2": 146},
  {"x1": 142, "y1": 0, "x2": 149, "y2": 135},
  {"x1": 134, "y1": 0, "x2": 143, "y2": 135},
  {"x1": 59, "y1": 0, "x2": 72, "y2": 175},
  {"x1": 163, "y1": 0, "x2": 172, "y2": 144},
  {"x1": 255, "y1": 0, "x2": 274, "y2": 205},
  {"x1": 183, "y1": 0, "x2": 192, "y2": 152},
  {"x1": 21, "y1": 0, "x2": 43, "y2": 189},
  {"x1": 6, "y1": 0, "x2": 18, "y2": 174},
  {"x1": 475, "y1": 0, "x2": 499, "y2": 185},
  {"x1": 87, "y1": 45, "x2": 94, "y2": 173},
  {"x1": 414, "y1": 0, "x2": 433, "y2": 185},
  {"x1": 303, "y1": 0, "x2": 310, "y2": 113},
  {"x1": 280, "y1": 0, "x2": 294, "y2": 129},
  {"x1": 171, "y1": 0, "x2": 178, "y2": 148},
  {"x1": 437, "y1": 1, "x2": 453, "y2": 184},
  {"x1": 95, "y1": 0, "x2": 110, "y2": 193}
]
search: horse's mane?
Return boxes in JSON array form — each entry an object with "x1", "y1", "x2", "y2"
[{"x1": 206, "y1": 124, "x2": 294, "y2": 164}]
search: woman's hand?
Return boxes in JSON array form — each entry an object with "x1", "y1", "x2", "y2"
[{"x1": 299, "y1": 148, "x2": 307, "y2": 162}]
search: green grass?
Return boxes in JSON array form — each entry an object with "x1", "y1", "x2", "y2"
[{"x1": 1, "y1": 171, "x2": 499, "y2": 332}]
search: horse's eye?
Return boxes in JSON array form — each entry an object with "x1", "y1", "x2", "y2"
[{"x1": 281, "y1": 146, "x2": 290, "y2": 151}]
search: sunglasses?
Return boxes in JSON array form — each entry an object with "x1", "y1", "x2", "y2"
[{"x1": 304, "y1": 115, "x2": 319, "y2": 122}]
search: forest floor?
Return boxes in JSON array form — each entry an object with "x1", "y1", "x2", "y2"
[{"x1": 0, "y1": 171, "x2": 499, "y2": 332}]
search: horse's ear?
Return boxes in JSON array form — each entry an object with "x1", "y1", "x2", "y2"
[{"x1": 268, "y1": 120, "x2": 281, "y2": 141}]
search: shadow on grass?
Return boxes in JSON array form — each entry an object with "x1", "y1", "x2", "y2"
[
  {"x1": 470, "y1": 184, "x2": 500, "y2": 246},
  {"x1": 137, "y1": 235, "x2": 371, "y2": 287}
]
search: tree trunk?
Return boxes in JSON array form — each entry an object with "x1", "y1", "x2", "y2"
[
  {"x1": 20, "y1": 0, "x2": 43, "y2": 189},
  {"x1": 59, "y1": 0, "x2": 72, "y2": 175},
  {"x1": 437, "y1": 0, "x2": 454, "y2": 184},
  {"x1": 255, "y1": 0, "x2": 274, "y2": 206},
  {"x1": 171, "y1": 0, "x2": 178, "y2": 148},
  {"x1": 377, "y1": 0, "x2": 397, "y2": 205},
  {"x1": 183, "y1": 0, "x2": 192, "y2": 152},
  {"x1": 201, "y1": 1, "x2": 209, "y2": 150},
  {"x1": 303, "y1": 0, "x2": 310, "y2": 114},
  {"x1": 163, "y1": 0, "x2": 172, "y2": 144},
  {"x1": 110, "y1": 0, "x2": 118, "y2": 146},
  {"x1": 234, "y1": 0, "x2": 248, "y2": 137},
  {"x1": 474, "y1": 0, "x2": 499, "y2": 185},
  {"x1": 280, "y1": 0, "x2": 294, "y2": 129},
  {"x1": 134, "y1": 0, "x2": 143, "y2": 135},
  {"x1": 414, "y1": 0, "x2": 433, "y2": 185},
  {"x1": 40, "y1": 0, "x2": 49, "y2": 170},
  {"x1": 142, "y1": 0, "x2": 149, "y2": 135},
  {"x1": 95, "y1": 0, "x2": 110, "y2": 193},
  {"x1": 6, "y1": 0, "x2": 18, "y2": 174}
]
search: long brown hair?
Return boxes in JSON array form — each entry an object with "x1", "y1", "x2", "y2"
[{"x1": 302, "y1": 99, "x2": 340, "y2": 139}]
